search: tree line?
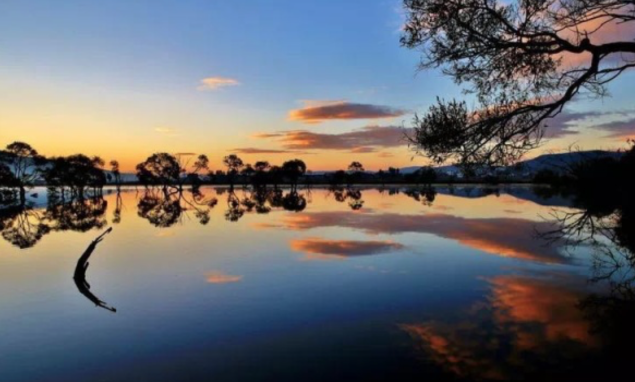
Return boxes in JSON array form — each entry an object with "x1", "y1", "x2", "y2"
[{"x1": 1, "y1": 141, "x2": 445, "y2": 209}]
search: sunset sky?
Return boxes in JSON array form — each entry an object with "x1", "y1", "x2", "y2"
[{"x1": 2, "y1": 0, "x2": 635, "y2": 172}]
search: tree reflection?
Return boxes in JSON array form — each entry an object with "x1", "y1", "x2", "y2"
[
  {"x1": 44, "y1": 196, "x2": 108, "y2": 232},
  {"x1": 224, "y1": 190, "x2": 245, "y2": 222},
  {"x1": 137, "y1": 189, "x2": 216, "y2": 227},
  {"x1": 531, "y1": 183, "x2": 635, "y2": 378},
  {"x1": 0, "y1": 204, "x2": 49, "y2": 249},
  {"x1": 328, "y1": 186, "x2": 364, "y2": 210},
  {"x1": 112, "y1": 193, "x2": 123, "y2": 224},
  {"x1": 219, "y1": 187, "x2": 310, "y2": 222},
  {"x1": 404, "y1": 186, "x2": 437, "y2": 207}
]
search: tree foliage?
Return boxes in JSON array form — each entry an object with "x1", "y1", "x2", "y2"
[
  {"x1": 136, "y1": 153, "x2": 181, "y2": 189},
  {"x1": 282, "y1": 159, "x2": 307, "y2": 188},
  {"x1": 401, "y1": 0, "x2": 635, "y2": 166}
]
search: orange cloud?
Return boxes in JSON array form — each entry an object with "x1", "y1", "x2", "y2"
[
  {"x1": 257, "y1": 126, "x2": 410, "y2": 151},
  {"x1": 350, "y1": 146, "x2": 377, "y2": 153},
  {"x1": 290, "y1": 237, "x2": 404, "y2": 260},
  {"x1": 231, "y1": 147, "x2": 310, "y2": 155},
  {"x1": 288, "y1": 101, "x2": 407, "y2": 124},
  {"x1": 205, "y1": 271, "x2": 243, "y2": 284},
  {"x1": 198, "y1": 76, "x2": 240, "y2": 91}
]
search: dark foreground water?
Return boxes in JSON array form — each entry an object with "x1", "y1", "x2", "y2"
[{"x1": 1, "y1": 186, "x2": 633, "y2": 381}]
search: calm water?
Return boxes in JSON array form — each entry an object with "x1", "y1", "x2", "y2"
[{"x1": 0, "y1": 186, "x2": 632, "y2": 381}]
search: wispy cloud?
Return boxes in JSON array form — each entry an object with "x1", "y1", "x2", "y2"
[
  {"x1": 591, "y1": 115, "x2": 635, "y2": 141},
  {"x1": 351, "y1": 146, "x2": 377, "y2": 153},
  {"x1": 256, "y1": 125, "x2": 410, "y2": 151},
  {"x1": 251, "y1": 132, "x2": 285, "y2": 139},
  {"x1": 543, "y1": 109, "x2": 635, "y2": 140},
  {"x1": 197, "y1": 76, "x2": 241, "y2": 91},
  {"x1": 155, "y1": 127, "x2": 180, "y2": 136},
  {"x1": 231, "y1": 147, "x2": 313, "y2": 155},
  {"x1": 288, "y1": 100, "x2": 407, "y2": 124},
  {"x1": 205, "y1": 271, "x2": 243, "y2": 284}
]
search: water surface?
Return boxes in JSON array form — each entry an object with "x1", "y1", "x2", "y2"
[{"x1": 0, "y1": 186, "x2": 631, "y2": 381}]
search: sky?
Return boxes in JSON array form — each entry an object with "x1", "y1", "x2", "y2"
[{"x1": 1, "y1": 0, "x2": 635, "y2": 172}]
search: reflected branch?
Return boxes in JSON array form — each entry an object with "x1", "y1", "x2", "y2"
[{"x1": 73, "y1": 227, "x2": 116, "y2": 313}]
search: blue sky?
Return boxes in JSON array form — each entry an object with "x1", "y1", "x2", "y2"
[{"x1": 1, "y1": 0, "x2": 634, "y2": 171}]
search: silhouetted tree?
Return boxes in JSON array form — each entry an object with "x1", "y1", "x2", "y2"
[
  {"x1": 223, "y1": 154, "x2": 244, "y2": 190},
  {"x1": 136, "y1": 153, "x2": 181, "y2": 191},
  {"x1": 0, "y1": 142, "x2": 45, "y2": 203},
  {"x1": 184, "y1": 154, "x2": 208, "y2": 190},
  {"x1": 376, "y1": 169, "x2": 387, "y2": 186},
  {"x1": 251, "y1": 161, "x2": 271, "y2": 188},
  {"x1": 282, "y1": 159, "x2": 307, "y2": 190},
  {"x1": 418, "y1": 166, "x2": 437, "y2": 185},
  {"x1": 254, "y1": 161, "x2": 270, "y2": 173},
  {"x1": 193, "y1": 154, "x2": 209, "y2": 174},
  {"x1": 348, "y1": 161, "x2": 364, "y2": 174},
  {"x1": 401, "y1": 0, "x2": 635, "y2": 167},
  {"x1": 347, "y1": 161, "x2": 365, "y2": 184},
  {"x1": 269, "y1": 165, "x2": 284, "y2": 189},
  {"x1": 241, "y1": 164, "x2": 255, "y2": 189},
  {"x1": 109, "y1": 160, "x2": 122, "y2": 192},
  {"x1": 43, "y1": 155, "x2": 106, "y2": 199},
  {"x1": 330, "y1": 170, "x2": 347, "y2": 186},
  {"x1": 0, "y1": 163, "x2": 19, "y2": 204}
]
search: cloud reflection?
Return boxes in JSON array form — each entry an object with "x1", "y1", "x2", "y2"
[
  {"x1": 290, "y1": 237, "x2": 404, "y2": 260},
  {"x1": 272, "y1": 212, "x2": 566, "y2": 264},
  {"x1": 401, "y1": 274, "x2": 596, "y2": 380},
  {"x1": 205, "y1": 271, "x2": 243, "y2": 284}
]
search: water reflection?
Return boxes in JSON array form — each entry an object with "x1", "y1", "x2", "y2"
[
  {"x1": 290, "y1": 238, "x2": 404, "y2": 261},
  {"x1": 401, "y1": 273, "x2": 597, "y2": 380},
  {"x1": 73, "y1": 228, "x2": 117, "y2": 313},
  {"x1": 0, "y1": 204, "x2": 50, "y2": 248},
  {"x1": 0, "y1": 195, "x2": 108, "y2": 249},
  {"x1": 328, "y1": 185, "x2": 365, "y2": 210},
  {"x1": 137, "y1": 188, "x2": 217, "y2": 227},
  {"x1": 44, "y1": 196, "x2": 108, "y2": 232},
  {"x1": 220, "y1": 188, "x2": 310, "y2": 222},
  {"x1": 397, "y1": 184, "x2": 635, "y2": 381},
  {"x1": 1, "y1": 185, "x2": 635, "y2": 381},
  {"x1": 267, "y1": 211, "x2": 567, "y2": 264}
]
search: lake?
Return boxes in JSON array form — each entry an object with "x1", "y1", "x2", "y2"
[{"x1": 1, "y1": 185, "x2": 632, "y2": 381}]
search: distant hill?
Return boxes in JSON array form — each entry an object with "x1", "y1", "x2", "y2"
[
  {"x1": 514, "y1": 150, "x2": 623, "y2": 173},
  {"x1": 399, "y1": 150, "x2": 623, "y2": 176}
]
